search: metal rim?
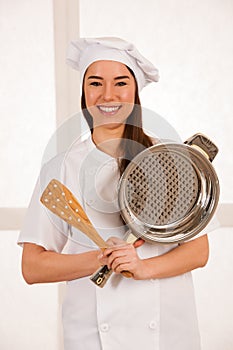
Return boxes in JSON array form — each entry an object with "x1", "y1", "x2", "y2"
[{"x1": 118, "y1": 142, "x2": 220, "y2": 244}]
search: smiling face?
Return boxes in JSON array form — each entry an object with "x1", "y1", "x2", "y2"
[{"x1": 83, "y1": 60, "x2": 136, "y2": 132}]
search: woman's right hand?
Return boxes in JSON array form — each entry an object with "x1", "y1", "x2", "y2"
[
  {"x1": 97, "y1": 236, "x2": 145, "y2": 273},
  {"x1": 97, "y1": 236, "x2": 127, "y2": 266}
]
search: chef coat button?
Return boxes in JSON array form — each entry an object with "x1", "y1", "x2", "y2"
[
  {"x1": 149, "y1": 320, "x2": 157, "y2": 330},
  {"x1": 100, "y1": 323, "x2": 109, "y2": 332}
]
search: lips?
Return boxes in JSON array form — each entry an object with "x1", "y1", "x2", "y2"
[{"x1": 97, "y1": 105, "x2": 121, "y2": 115}]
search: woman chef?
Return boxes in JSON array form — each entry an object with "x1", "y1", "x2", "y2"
[{"x1": 18, "y1": 37, "x2": 209, "y2": 350}]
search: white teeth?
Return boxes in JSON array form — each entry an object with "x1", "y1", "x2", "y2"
[{"x1": 98, "y1": 106, "x2": 120, "y2": 113}]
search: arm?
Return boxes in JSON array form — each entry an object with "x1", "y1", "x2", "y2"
[
  {"x1": 22, "y1": 243, "x2": 101, "y2": 285},
  {"x1": 100, "y1": 235, "x2": 209, "y2": 280}
]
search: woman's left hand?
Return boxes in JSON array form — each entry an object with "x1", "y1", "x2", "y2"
[{"x1": 101, "y1": 239, "x2": 146, "y2": 280}]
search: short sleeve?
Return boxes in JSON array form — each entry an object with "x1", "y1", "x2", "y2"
[{"x1": 18, "y1": 161, "x2": 69, "y2": 253}]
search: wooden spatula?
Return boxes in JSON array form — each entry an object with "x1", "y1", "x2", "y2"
[{"x1": 40, "y1": 179, "x2": 107, "y2": 249}]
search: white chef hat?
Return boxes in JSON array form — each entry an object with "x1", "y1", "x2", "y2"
[{"x1": 66, "y1": 37, "x2": 159, "y2": 91}]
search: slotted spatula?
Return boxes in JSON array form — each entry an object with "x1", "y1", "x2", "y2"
[{"x1": 40, "y1": 179, "x2": 107, "y2": 249}]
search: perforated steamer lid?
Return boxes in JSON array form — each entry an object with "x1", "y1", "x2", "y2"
[{"x1": 118, "y1": 134, "x2": 219, "y2": 244}]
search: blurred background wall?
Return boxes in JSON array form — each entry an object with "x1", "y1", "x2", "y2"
[{"x1": 0, "y1": 1, "x2": 232, "y2": 349}]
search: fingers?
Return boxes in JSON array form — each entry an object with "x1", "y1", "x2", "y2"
[
  {"x1": 104, "y1": 244, "x2": 138, "y2": 274},
  {"x1": 105, "y1": 236, "x2": 144, "y2": 250},
  {"x1": 106, "y1": 236, "x2": 126, "y2": 247},
  {"x1": 97, "y1": 251, "x2": 108, "y2": 266},
  {"x1": 111, "y1": 259, "x2": 134, "y2": 274},
  {"x1": 107, "y1": 248, "x2": 129, "y2": 270},
  {"x1": 97, "y1": 236, "x2": 144, "y2": 276},
  {"x1": 133, "y1": 238, "x2": 145, "y2": 248},
  {"x1": 97, "y1": 249, "x2": 132, "y2": 272},
  {"x1": 97, "y1": 238, "x2": 130, "y2": 266}
]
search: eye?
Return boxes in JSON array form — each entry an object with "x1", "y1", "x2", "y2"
[
  {"x1": 90, "y1": 81, "x2": 102, "y2": 86},
  {"x1": 115, "y1": 81, "x2": 127, "y2": 86}
]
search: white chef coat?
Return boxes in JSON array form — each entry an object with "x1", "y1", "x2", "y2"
[{"x1": 18, "y1": 135, "x2": 217, "y2": 350}]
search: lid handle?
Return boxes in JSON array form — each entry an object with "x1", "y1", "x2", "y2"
[{"x1": 184, "y1": 133, "x2": 218, "y2": 162}]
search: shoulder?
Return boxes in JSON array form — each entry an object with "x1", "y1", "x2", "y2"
[{"x1": 39, "y1": 137, "x2": 91, "y2": 192}]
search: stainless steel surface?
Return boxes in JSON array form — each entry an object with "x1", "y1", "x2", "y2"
[{"x1": 119, "y1": 140, "x2": 219, "y2": 244}]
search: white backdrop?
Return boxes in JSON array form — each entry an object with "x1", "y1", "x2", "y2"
[
  {"x1": 0, "y1": 1, "x2": 58, "y2": 349},
  {"x1": 0, "y1": 0, "x2": 56, "y2": 207}
]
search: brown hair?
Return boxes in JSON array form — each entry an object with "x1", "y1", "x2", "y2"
[{"x1": 81, "y1": 66, "x2": 153, "y2": 175}]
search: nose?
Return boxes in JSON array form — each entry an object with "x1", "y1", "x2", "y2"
[{"x1": 102, "y1": 83, "x2": 114, "y2": 101}]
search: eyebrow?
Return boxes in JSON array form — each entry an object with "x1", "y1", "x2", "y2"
[
  {"x1": 87, "y1": 75, "x2": 103, "y2": 80},
  {"x1": 114, "y1": 76, "x2": 130, "y2": 80},
  {"x1": 87, "y1": 75, "x2": 130, "y2": 80}
]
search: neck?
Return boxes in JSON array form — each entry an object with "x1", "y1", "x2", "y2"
[{"x1": 92, "y1": 124, "x2": 125, "y2": 158}]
